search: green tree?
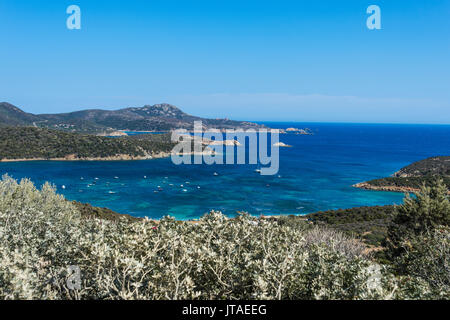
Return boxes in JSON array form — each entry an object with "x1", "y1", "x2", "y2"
[
  {"x1": 394, "y1": 227, "x2": 450, "y2": 298},
  {"x1": 386, "y1": 177, "x2": 450, "y2": 258}
]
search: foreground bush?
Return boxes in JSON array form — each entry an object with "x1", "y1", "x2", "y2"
[
  {"x1": 0, "y1": 175, "x2": 441, "y2": 300},
  {"x1": 387, "y1": 178, "x2": 450, "y2": 255},
  {"x1": 393, "y1": 227, "x2": 450, "y2": 299}
]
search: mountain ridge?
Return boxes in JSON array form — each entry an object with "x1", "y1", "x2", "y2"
[{"x1": 0, "y1": 102, "x2": 266, "y2": 134}]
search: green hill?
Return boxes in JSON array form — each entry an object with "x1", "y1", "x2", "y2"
[
  {"x1": 0, "y1": 102, "x2": 265, "y2": 134},
  {"x1": 354, "y1": 156, "x2": 450, "y2": 193},
  {"x1": 0, "y1": 127, "x2": 175, "y2": 161},
  {"x1": 394, "y1": 156, "x2": 450, "y2": 177}
]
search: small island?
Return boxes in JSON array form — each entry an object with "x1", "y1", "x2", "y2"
[
  {"x1": 281, "y1": 127, "x2": 313, "y2": 135},
  {"x1": 273, "y1": 142, "x2": 292, "y2": 148}
]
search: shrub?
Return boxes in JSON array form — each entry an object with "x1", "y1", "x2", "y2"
[
  {"x1": 386, "y1": 178, "x2": 450, "y2": 258},
  {"x1": 0, "y1": 175, "x2": 436, "y2": 300},
  {"x1": 393, "y1": 227, "x2": 450, "y2": 299}
]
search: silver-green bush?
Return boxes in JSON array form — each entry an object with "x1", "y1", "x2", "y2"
[{"x1": 0, "y1": 175, "x2": 438, "y2": 300}]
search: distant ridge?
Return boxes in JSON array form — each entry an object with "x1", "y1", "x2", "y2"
[
  {"x1": 0, "y1": 102, "x2": 40, "y2": 126},
  {"x1": 0, "y1": 102, "x2": 265, "y2": 134}
]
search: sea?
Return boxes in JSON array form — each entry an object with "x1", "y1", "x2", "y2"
[{"x1": 1, "y1": 122, "x2": 449, "y2": 220}]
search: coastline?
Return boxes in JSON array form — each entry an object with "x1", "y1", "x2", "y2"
[
  {"x1": 353, "y1": 181, "x2": 450, "y2": 195},
  {"x1": 0, "y1": 150, "x2": 215, "y2": 163},
  {"x1": 0, "y1": 152, "x2": 171, "y2": 162},
  {"x1": 353, "y1": 182, "x2": 419, "y2": 193}
]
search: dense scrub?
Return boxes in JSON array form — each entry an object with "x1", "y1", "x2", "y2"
[
  {"x1": 394, "y1": 156, "x2": 450, "y2": 177},
  {"x1": 366, "y1": 176, "x2": 450, "y2": 190},
  {"x1": 1, "y1": 175, "x2": 441, "y2": 300},
  {"x1": 308, "y1": 206, "x2": 395, "y2": 247},
  {"x1": 384, "y1": 179, "x2": 450, "y2": 296},
  {"x1": 0, "y1": 127, "x2": 175, "y2": 160},
  {"x1": 357, "y1": 156, "x2": 450, "y2": 193},
  {"x1": 277, "y1": 206, "x2": 396, "y2": 247}
]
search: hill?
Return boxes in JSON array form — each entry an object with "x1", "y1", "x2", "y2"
[
  {"x1": 0, "y1": 127, "x2": 175, "y2": 161},
  {"x1": 354, "y1": 156, "x2": 450, "y2": 193},
  {"x1": 0, "y1": 102, "x2": 40, "y2": 126},
  {"x1": 0, "y1": 102, "x2": 265, "y2": 134},
  {"x1": 394, "y1": 156, "x2": 450, "y2": 177}
]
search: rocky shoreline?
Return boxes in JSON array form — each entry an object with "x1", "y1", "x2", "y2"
[
  {"x1": 352, "y1": 182, "x2": 420, "y2": 193},
  {"x1": 353, "y1": 181, "x2": 450, "y2": 195},
  {"x1": 0, "y1": 152, "x2": 172, "y2": 162},
  {"x1": 0, "y1": 149, "x2": 219, "y2": 163}
]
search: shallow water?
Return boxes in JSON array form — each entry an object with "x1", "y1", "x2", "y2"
[{"x1": 1, "y1": 123, "x2": 449, "y2": 219}]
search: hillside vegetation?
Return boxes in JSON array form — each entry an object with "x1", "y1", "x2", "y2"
[
  {"x1": 0, "y1": 102, "x2": 265, "y2": 134},
  {"x1": 0, "y1": 127, "x2": 175, "y2": 160},
  {"x1": 305, "y1": 205, "x2": 396, "y2": 247},
  {"x1": 355, "y1": 156, "x2": 450, "y2": 193},
  {"x1": 365, "y1": 176, "x2": 450, "y2": 190},
  {"x1": 394, "y1": 156, "x2": 450, "y2": 177}
]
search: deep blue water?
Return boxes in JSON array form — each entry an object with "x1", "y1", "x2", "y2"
[{"x1": 1, "y1": 123, "x2": 450, "y2": 219}]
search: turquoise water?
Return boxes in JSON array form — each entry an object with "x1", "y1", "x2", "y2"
[{"x1": 1, "y1": 123, "x2": 450, "y2": 219}]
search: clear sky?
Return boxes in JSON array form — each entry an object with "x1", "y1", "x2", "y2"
[{"x1": 0, "y1": 0, "x2": 449, "y2": 123}]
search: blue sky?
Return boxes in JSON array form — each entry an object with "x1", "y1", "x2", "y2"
[{"x1": 0, "y1": 0, "x2": 449, "y2": 123}]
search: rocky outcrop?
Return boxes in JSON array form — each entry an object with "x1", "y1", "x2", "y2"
[
  {"x1": 98, "y1": 130, "x2": 128, "y2": 137},
  {"x1": 283, "y1": 128, "x2": 313, "y2": 135},
  {"x1": 273, "y1": 142, "x2": 292, "y2": 148},
  {"x1": 353, "y1": 182, "x2": 420, "y2": 194}
]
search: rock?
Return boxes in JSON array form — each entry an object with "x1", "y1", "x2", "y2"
[{"x1": 273, "y1": 142, "x2": 292, "y2": 148}]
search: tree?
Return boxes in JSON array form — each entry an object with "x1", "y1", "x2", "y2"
[{"x1": 386, "y1": 178, "x2": 450, "y2": 260}]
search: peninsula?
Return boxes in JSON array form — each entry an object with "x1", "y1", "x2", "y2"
[{"x1": 353, "y1": 156, "x2": 450, "y2": 194}]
